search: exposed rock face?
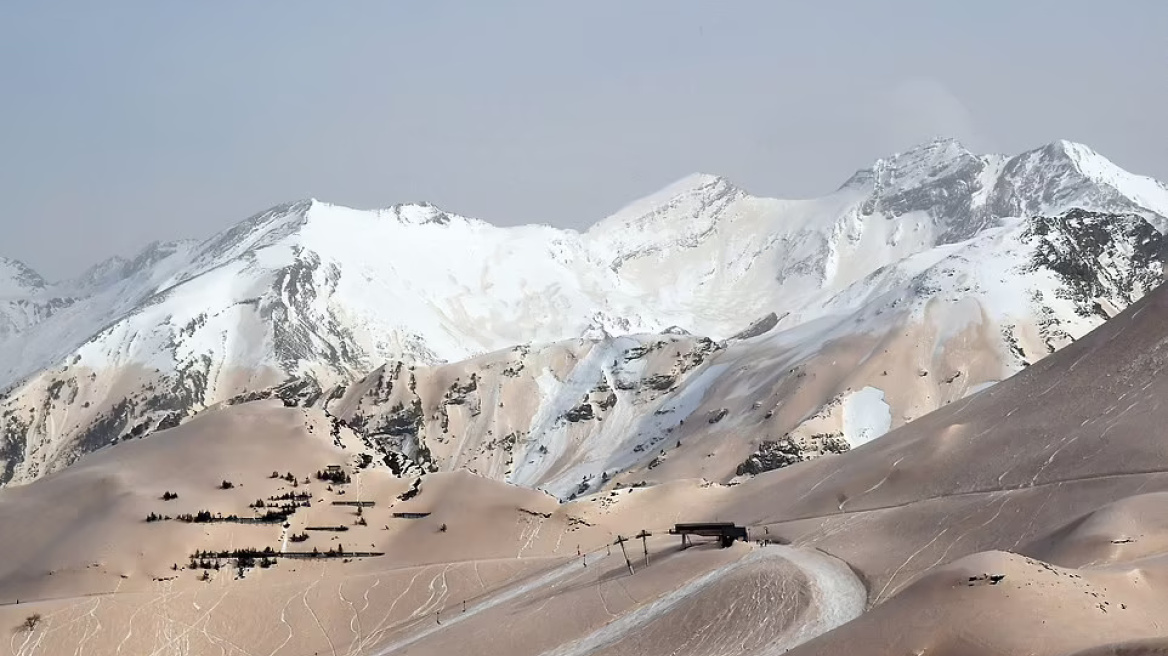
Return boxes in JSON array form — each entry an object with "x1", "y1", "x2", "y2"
[
  {"x1": 1024, "y1": 209, "x2": 1166, "y2": 319},
  {"x1": 846, "y1": 138, "x2": 997, "y2": 244},
  {"x1": 226, "y1": 377, "x2": 325, "y2": 408},
  {"x1": 736, "y1": 438, "x2": 805, "y2": 476},
  {"x1": 728, "y1": 312, "x2": 781, "y2": 342},
  {"x1": 322, "y1": 335, "x2": 724, "y2": 498},
  {"x1": 737, "y1": 433, "x2": 852, "y2": 477}
]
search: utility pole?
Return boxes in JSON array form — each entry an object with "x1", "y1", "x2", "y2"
[
  {"x1": 614, "y1": 535, "x2": 635, "y2": 575},
  {"x1": 635, "y1": 530, "x2": 652, "y2": 566}
]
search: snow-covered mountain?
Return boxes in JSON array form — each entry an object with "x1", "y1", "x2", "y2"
[
  {"x1": 2, "y1": 138, "x2": 1167, "y2": 490},
  {"x1": 308, "y1": 207, "x2": 1163, "y2": 499},
  {"x1": 0, "y1": 257, "x2": 60, "y2": 341},
  {"x1": 0, "y1": 257, "x2": 46, "y2": 297}
]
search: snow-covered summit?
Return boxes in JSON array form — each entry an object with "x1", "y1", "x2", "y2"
[
  {"x1": 60, "y1": 240, "x2": 199, "y2": 298},
  {"x1": 1046, "y1": 139, "x2": 1168, "y2": 220},
  {"x1": 590, "y1": 172, "x2": 740, "y2": 229},
  {"x1": 0, "y1": 258, "x2": 45, "y2": 299},
  {"x1": 841, "y1": 137, "x2": 981, "y2": 190}
]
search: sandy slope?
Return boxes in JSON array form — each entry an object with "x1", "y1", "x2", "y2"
[
  {"x1": 792, "y1": 550, "x2": 1168, "y2": 656},
  {"x1": 570, "y1": 545, "x2": 864, "y2": 656},
  {"x1": 708, "y1": 278, "x2": 1168, "y2": 654},
  {"x1": 0, "y1": 399, "x2": 856, "y2": 656},
  {"x1": 9, "y1": 271, "x2": 1168, "y2": 654}
]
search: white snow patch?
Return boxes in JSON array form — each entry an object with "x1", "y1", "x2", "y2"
[{"x1": 842, "y1": 386, "x2": 892, "y2": 447}]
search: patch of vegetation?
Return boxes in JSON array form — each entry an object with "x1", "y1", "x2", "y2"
[
  {"x1": 173, "y1": 508, "x2": 295, "y2": 524},
  {"x1": 315, "y1": 468, "x2": 351, "y2": 484},
  {"x1": 268, "y1": 491, "x2": 312, "y2": 503}
]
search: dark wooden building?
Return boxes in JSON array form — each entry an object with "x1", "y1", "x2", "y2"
[{"x1": 669, "y1": 522, "x2": 748, "y2": 548}]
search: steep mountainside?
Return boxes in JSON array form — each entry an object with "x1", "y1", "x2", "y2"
[
  {"x1": 0, "y1": 257, "x2": 61, "y2": 342},
  {"x1": 319, "y1": 207, "x2": 1165, "y2": 499},
  {"x1": 0, "y1": 242, "x2": 197, "y2": 387},
  {"x1": 719, "y1": 268, "x2": 1168, "y2": 656},
  {"x1": 1, "y1": 139, "x2": 1167, "y2": 488}
]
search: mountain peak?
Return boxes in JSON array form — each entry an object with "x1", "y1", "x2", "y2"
[
  {"x1": 666, "y1": 172, "x2": 733, "y2": 192},
  {"x1": 902, "y1": 135, "x2": 971, "y2": 154},
  {"x1": 1001, "y1": 140, "x2": 1168, "y2": 222},
  {"x1": 589, "y1": 173, "x2": 741, "y2": 236},
  {"x1": 189, "y1": 199, "x2": 315, "y2": 269},
  {"x1": 1037, "y1": 139, "x2": 1104, "y2": 169},
  {"x1": 0, "y1": 257, "x2": 45, "y2": 298},
  {"x1": 670, "y1": 172, "x2": 740, "y2": 198},
  {"x1": 840, "y1": 137, "x2": 979, "y2": 191},
  {"x1": 878, "y1": 137, "x2": 977, "y2": 173}
]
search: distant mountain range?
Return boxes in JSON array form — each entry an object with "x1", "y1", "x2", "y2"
[{"x1": 3, "y1": 138, "x2": 1167, "y2": 494}]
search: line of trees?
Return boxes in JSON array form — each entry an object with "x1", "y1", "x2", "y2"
[{"x1": 315, "y1": 468, "x2": 352, "y2": 484}]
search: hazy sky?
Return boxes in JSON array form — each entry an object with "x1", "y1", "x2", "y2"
[{"x1": 2, "y1": 1, "x2": 1166, "y2": 279}]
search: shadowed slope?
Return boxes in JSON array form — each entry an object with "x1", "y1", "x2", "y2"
[{"x1": 705, "y1": 281, "x2": 1168, "y2": 654}]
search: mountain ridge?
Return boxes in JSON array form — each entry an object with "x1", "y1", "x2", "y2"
[
  {"x1": 7, "y1": 138, "x2": 1164, "y2": 288},
  {"x1": 1, "y1": 138, "x2": 1166, "y2": 491}
]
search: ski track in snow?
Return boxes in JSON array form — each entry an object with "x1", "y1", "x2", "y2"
[
  {"x1": 539, "y1": 545, "x2": 865, "y2": 656},
  {"x1": 363, "y1": 545, "x2": 863, "y2": 656},
  {"x1": 368, "y1": 554, "x2": 614, "y2": 655}
]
